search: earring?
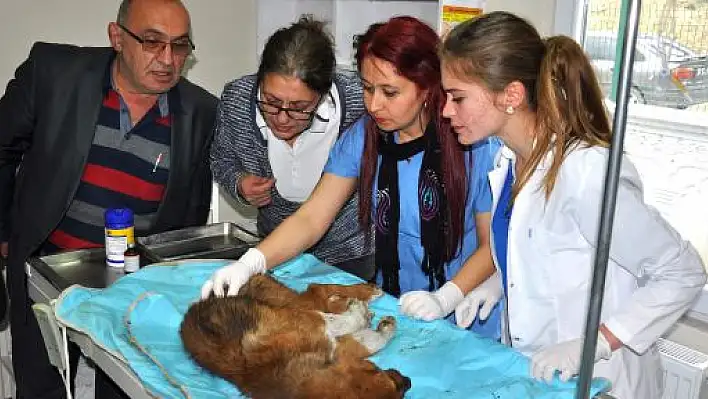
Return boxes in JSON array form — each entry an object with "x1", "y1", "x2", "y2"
[{"x1": 505, "y1": 105, "x2": 515, "y2": 115}]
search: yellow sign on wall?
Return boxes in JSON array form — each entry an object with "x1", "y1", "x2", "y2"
[{"x1": 438, "y1": 1, "x2": 486, "y2": 37}]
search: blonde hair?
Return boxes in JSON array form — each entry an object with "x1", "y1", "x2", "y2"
[{"x1": 441, "y1": 11, "x2": 611, "y2": 199}]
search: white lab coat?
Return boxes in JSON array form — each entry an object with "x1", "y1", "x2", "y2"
[{"x1": 488, "y1": 144, "x2": 707, "y2": 399}]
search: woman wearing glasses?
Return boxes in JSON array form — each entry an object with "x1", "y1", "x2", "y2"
[
  {"x1": 210, "y1": 15, "x2": 374, "y2": 279},
  {"x1": 203, "y1": 16, "x2": 502, "y2": 339}
]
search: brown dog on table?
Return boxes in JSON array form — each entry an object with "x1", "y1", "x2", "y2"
[{"x1": 180, "y1": 274, "x2": 411, "y2": 399}]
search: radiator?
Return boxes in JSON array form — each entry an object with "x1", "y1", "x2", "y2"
[{"x1": 658, "y1": 338, "x2": 708, "y2": 399}]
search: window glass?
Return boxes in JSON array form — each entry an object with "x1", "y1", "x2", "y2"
[
  {"x1": 585, "y1": 0, "x2": 708, "y2": 269},
  {"x1": 584, "y1": 36, "x2": 617, "y2": 60}
]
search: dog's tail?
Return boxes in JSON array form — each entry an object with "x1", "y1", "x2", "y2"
[{"x1": 180, "y1": 296, "x2": 256, "y2": 380}]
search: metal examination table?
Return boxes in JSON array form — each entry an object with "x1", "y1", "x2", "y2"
[
  {"x1": 25, "y1": 222, "x2": 615, "y2": 399},
  {"x1": 26, "y1": 222, "x2": 259, "y2": 399},
  {"x1": 28, "y1": 249, "x2": 158, "y2": 399}
]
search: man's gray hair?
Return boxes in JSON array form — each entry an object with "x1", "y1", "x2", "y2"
[
  {"x1": 116, "y1": 0, "x2": 132, "y2": 25},
  {"x1": 117, "y1": 0, "x2": 187, "y2": 25}
]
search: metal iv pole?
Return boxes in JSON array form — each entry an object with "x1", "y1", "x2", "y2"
[{"x1": 575, "y1": 0, "x2": 642, "y2": 398}]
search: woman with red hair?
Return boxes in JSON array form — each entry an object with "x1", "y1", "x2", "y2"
[{"x1": 202, "y1": 16, "x2": 502, "y2": 338}]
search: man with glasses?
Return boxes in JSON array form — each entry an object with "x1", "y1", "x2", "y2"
[
  {"x1": 210, "y1": 16, "x2": 375, "y2": 281},
  {"x1": 0, "y1": 0, "x2": 217, "y2": 397}
]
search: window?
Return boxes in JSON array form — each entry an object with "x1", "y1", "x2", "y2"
[
  {"x1": 582, "y1": 0, "x2": 708, "y2": 111},
  {"x1": 570, "y1": 0, "x2": 708, "y2": 315},
  {"x1": 584, "y1": 36, "x2": 617, "y2": 60},
  {"x1": 584, "y1": 35, "x2": 645, "y2": 61}
]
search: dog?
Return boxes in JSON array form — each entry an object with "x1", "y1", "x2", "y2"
[{"x1": 180, "y1": 274, "x2": 411, "y2": 399}]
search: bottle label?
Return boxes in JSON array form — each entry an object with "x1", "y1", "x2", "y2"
[
  {"x1": 105, "y1": 227, "x2": 134, "y2": 268},
  {"x1": 106, "y1": 227, "x2": 135, "y2": 244},
  {"x1": 124, "y1": 255, "x2": 140, "y2": 273}
]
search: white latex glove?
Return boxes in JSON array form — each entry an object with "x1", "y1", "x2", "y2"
[
  {"x1": 398, "y1": 281, "x2": 464, "y2": 321},
  {"x1": 454, "y1": 272, "x2": 503, "y2": 328},
  {"x1": 530, "y1": 333, "x2": 613, "y2": 383},
  {"x1": 200, "y1": 248, "x2": 267, "y2": 299}
]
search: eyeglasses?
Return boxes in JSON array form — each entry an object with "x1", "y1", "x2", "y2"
[
  {"x1": 256, "y1": 97, "x2": 330, "y2": 122},
  {"x1": 118, "y1": 24, "x2": 194, "y2": 57}
]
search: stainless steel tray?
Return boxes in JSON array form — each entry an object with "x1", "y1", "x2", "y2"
[
  {"x1": 137, "y1": 222, "x2": 260, "y2": 262},
  {"x1": 27, "y1": 248, "x2": 136, "y2": 291}
]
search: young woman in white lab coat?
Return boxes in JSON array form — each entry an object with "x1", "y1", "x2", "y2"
[{"x1": 439, "y1": 11, "x2": 707, "y2": 399}]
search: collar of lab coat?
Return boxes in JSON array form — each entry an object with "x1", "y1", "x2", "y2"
[
  {"x1": 493, "y1": 141, "x2": 554, "y2": 171},
  {"x1": 488, "y1": 142, "x2": 555, "y2": 230}
]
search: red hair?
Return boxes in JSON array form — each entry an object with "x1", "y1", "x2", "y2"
[{"x1": 355, "y1": 16, "x2": 467, "y2": 261}]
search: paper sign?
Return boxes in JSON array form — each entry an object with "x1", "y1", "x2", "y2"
[{"x1": 438, "y1": 0, "x2": 486, "y2": 37}]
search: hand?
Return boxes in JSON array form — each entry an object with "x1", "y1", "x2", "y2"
[
  {"x1": 530, "y1": 333, "x2": 613, "y2": 382},
  {"x1": 200, "y1": 248, "x2": 267, "y2": 299},
  {"x1": 399, "y1": 281, "x2": 463, "y2": 321},
  {"x1": 0, "y1": 242, "x2": 7, "y2": 258},
  {"x1": 238, "y1": 174, "x2": 275, "y2": 207},
  {"x1": 454, "y1": 272, "x2": 502, "y2": 328}
]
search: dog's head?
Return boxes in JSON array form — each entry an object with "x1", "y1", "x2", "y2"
[
  {"x1": 318, "y1": 359, "x2": 411, "y2": 399},
  {"x1": 180, "y1": 296, "x2": 259, "y2": 381}
]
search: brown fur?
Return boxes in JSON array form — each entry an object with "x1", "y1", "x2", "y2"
[{"x1": 181, "y1": 274, "x2": 410, "y2": 399}]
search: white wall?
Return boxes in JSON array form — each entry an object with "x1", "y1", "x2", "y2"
[
  {"x1": 333, "y1": 0, "x2": 440, "y2": 66},
  {"x1": 255, "y1": 0, "x2": 439, "y2": 67},
  {"x1": 0, "y1": 2, "x2": 116, "y2": 92},
  {"x1": 486, "y1": 0, "x2": 557, "y2": 36},
  {"x1": 257, "y1": 0, "x2": 336, "y2": 59},
  {"x1": 333, "y1": 0, "x2": 558, "y2": 67},
  {"x1": 185, "y1": 0, "x2": 258, "y2": 95},
  {"x1": 256, "y1": 0, "x2": 558, "y2": 68}
]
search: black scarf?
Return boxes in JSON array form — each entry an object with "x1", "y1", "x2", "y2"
[{"x1": 375, "y1": 122, "x2": 447, "y2": 297}]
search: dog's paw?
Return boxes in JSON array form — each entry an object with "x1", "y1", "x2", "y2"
[
  {"x1": 349, "y1": 315, "x2": 398, "y2": 354},
  {"x1": 324, "y1": 299, "x2": 371, "y2": 337},
  {"x1": 376, "y1": 316, "x2": 396, "y2": 335}
]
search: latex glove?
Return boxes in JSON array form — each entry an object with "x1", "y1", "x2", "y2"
[
  {"x1": 200, "y1": 248, "x2": 267, "y2": 299},
  {"x1": 531, "y1": 333, "x2": 613, "y2": 383},
  {"x1": 454, "y1": 272, "x2": 503, "y2": 328},
  {"x1": 398, "y1": 281, "x2": 464, "y2": 321}
]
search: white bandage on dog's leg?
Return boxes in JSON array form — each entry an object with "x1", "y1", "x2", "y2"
[
  {"x1": 321, "y1": 300, "x2": 369, "y2": 337},
  {"x1": 351, "y1": 316, "x2": 396, "y2": 354}
]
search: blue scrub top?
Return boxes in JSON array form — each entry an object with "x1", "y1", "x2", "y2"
[
  {"x1": 324, "y1": 117, "x2": 502, "y2": 339},
  {"x1": 492, "y1": 162, "x2": 514, "y2": 296}
]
